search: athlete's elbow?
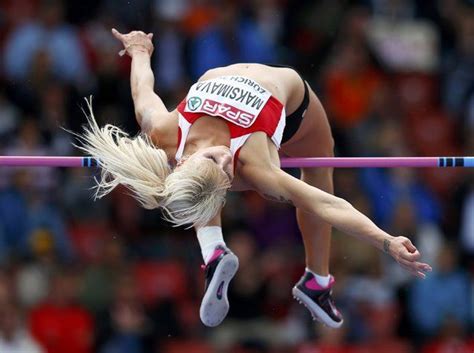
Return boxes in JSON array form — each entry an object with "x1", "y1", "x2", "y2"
[
  {"x1": 319, "y1": 196, "x2": 352, "y2": 221},
  {"x1": 133, "y1": 108, "x2": 154, "y2": 134},
  {"x1": 132, "y1": 81, "x2": 153, "y2": 101}
]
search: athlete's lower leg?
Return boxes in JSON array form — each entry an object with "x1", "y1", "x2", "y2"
[
  {"x1": 297, "y1": 166, "x2": 334, "y2": 277},
  {"x1": 293, "y1": 166, "x2": 342, "y2": 327},
  {"x1": 195, "y1": 211, "x2": 239, "y2": 327}
]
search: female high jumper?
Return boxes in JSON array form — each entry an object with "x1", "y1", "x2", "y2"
[{"x1": 78, "y1": 29, "x2": 432, "y2": 328}]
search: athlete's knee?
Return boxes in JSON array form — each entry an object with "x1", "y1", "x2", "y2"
[
  {"x1": 329, "y1": 134, "x2": 336, "y2": 153},
  {"x1": 301, "y1": 166, "x2": 334, "y2": 182},
  {"x1": 318, "y1": 136, "x2": 335, "y2": 158},
  {"x1": 327, "y1": 136, "x2": 335, "y2": 157}
]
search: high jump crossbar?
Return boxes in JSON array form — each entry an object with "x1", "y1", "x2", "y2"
[{"x1": 0, "y1": 156, "x2": 473, "y2": 168}]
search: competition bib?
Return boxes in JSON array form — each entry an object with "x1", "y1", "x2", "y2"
[{"x1": 184, "y1": 76, "x2": 271, "y2": 128}]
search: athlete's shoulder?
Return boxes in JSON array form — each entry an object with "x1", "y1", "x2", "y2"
[{"x1": 146, "y1": 110, "x2": 179, "y2": 149}]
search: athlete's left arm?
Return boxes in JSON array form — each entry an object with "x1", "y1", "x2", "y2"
[{"x1": 242, "y1": 164, "x2": 432, "y2": 278}]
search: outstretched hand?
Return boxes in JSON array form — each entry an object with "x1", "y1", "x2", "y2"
[
  {"x1": 387, "y1": 236, "x2": 432, "y2": 279},
  {"x1": 111, "y1": 28, "x2": 154, "y2": 57}
]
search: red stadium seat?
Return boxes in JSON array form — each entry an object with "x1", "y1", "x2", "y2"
[
  {"x1": 298, "y1": 341, "x2": 412, "y2": 353},
  {"x1": 164, "y1": 340, "x2": 214, "y2": 353},
  {"x1": 68, "y1": 222, "x2": 112, "y2": 262},
  {"x1": 405, "y1": 109, "x2": 459, "y2": 157},
  {"x1": 404, "y1": 108, "x2": 465, "y2": 198},
  {"x1": 394, "y1": 73, "x2": 438, "y2": 115},
  {"x1": 356, "y1": 342, "x2": 412, "y2": 353},
  {"x1": 422, "y1": 339, "x2": 474, "y2": 353},
  {"x1": 177, "y1": 299, "x2": 201, "y2": 327},
  {"x1": 133, "y1": 261, "x2": 187, "y2": 306},
  {"x1": 298, "y1": 344, "x2": 360, "y2": 353}
]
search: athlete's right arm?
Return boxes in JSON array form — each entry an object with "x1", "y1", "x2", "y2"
[{"x1": 112, "y1": 29, "x2": 169, "y2": 133}]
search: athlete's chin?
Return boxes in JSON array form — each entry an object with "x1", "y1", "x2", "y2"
[{"x1": 219, "y1": 147, "x2": 233, "y2": 161}]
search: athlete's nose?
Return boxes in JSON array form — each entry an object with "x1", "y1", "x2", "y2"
[{"x1": 219, "y1": 153, "x2": 231, "y2": 169}]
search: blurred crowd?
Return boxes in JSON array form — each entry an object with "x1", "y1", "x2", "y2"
[{"x1": 0, "y1": 0, "x2": 473, "y2": 352}]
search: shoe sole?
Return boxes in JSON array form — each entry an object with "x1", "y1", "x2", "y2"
[
  {"x1": 200, "y1": 253, "x2": 239, "y2": 327},
  {"x1": 292, "y1": 287, "x2": 343, "y2": 328}
]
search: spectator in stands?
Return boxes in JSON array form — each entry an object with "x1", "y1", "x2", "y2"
[
  {"x1": 458, "y1": 173, "x2": 474, "y2": 261},
  {"x1": 190, "y1": 0, "x2": 275, "y2": 79},
  {"x1": 0, "y1": 300, "x2": 44, "y2": 353},
  {"x1": 151, "y1": 0, "x2": 188, "y2": 100},
  {"x1": 0, "y1": 273, "x2": 40, "y2": 352},
  {"x1": 3, "y1": 0, "x2": 90, "y2": 85},
  {"x1": 322, "y1": 35, "x2": 384, "y2": 155},
  {"x1": 442, "y1": 2, "x2": 474, "y2": 124},
  {"x1": 408, "y1": 241, "x2": 471, "y2": 338},
  {"x1": 251, "y1": 0, "x2": 284, "y2": 48},
  {"x1": 15, "y1": 228, "x2": 57, "y2": 308},
  {"x1": 81, "y1": 239, "x2": 126, "y2": 314},
  {"x1": 29, "y1": 270, "x2": 94, "y2": 353},
  {"x1": 360, "y1": 168, "x2": 440, "y2": 229},
  {"x1": 212, "y1": 230, "x2": 273, "y2": 348},
  {"x1": 361, "y1": 302, "x2": 413, "y2": 353},
  {"x1": 421, "y1": 316, "x2": 474, "y2": 353},
  {"x1": 61, "y1": 168, "x2": 111, "y2": 223},
  {"x1": 2, "y1": 119, "x2": 57, "y2": 193},
  {"x1": 0, "y1": 92, "x2": 20, "y2": 145},
  {"x1": 38, "y1": 81, "x2": 74, "y2": 157},
  {"x1": 241, "y1": 192, "x2": 300, "y2": 249},
  {"x1": 95, "y1": 273, "x2": 153, "y2": 353},
  {"x1": 26, "y1": 201, "x2": 74, "y2": 262},
  {"x1": 0, "y1": 170, "x2": 30, "y2": 257}
]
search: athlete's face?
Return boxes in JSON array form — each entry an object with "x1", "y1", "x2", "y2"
[{"x1": 182, "y1": 146, "x2": 234, "y2": 182}]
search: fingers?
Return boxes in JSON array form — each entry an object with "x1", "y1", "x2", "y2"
[
  {"x1": 402, "y1": 238, "x2": 417, "y2": 253},
  {"x1": 421, "y1": 262, "x2": 432, "y2": 272},
  {"x1": 398, "y1": 262, "x2": 426, "y2": 279},
  {"x1": 112, "y1": 28, "x2": 153, "y2": 43},
  {"x1": 111, "y1": 28, "x2": 123, "y2": 40},
  {"x1": 415, "y1": 271, "x2": 426, "y2": 279},
  {"x1": 400, "y1": 248, "x2": 421, "y2": 261},
  {"x1": 392, "y1": 237, "x2": 433, "y2": 279},
  {"x1": 398, "y1": 258, "x2": 432, "y2": 277},
  {"x1": 416, "y1": 262, "x2": 432, "y2": 273},
  {"x1": 400, "y1": 258, "x2": 432, "y2": 272}
]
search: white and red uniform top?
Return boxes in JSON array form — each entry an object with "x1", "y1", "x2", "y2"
[{"x1": 175, "y1": 76, "x2": 286, "y2": 164}]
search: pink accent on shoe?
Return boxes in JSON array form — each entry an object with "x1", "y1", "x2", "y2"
[
  {"x1": 206, "y1": 248, "x2": 225, "y2": 264},
  {"x1": 328, "y1": 275, "x2": 335, "y2": 287},
  {"x1": 305, "y1": 274, "x2": 335, "y2": 291}
]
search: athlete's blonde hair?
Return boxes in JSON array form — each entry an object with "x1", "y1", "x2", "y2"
[
  {"x1": 75, "y1": 98, "x2": 170, "y2": 209},
  {"x1": 161, "y1": 158, "x2": 231, "y2": 228}
]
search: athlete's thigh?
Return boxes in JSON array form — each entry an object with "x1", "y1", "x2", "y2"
[{"x1": 281, "y1": 90, "x2": 334, "y2": 158}]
